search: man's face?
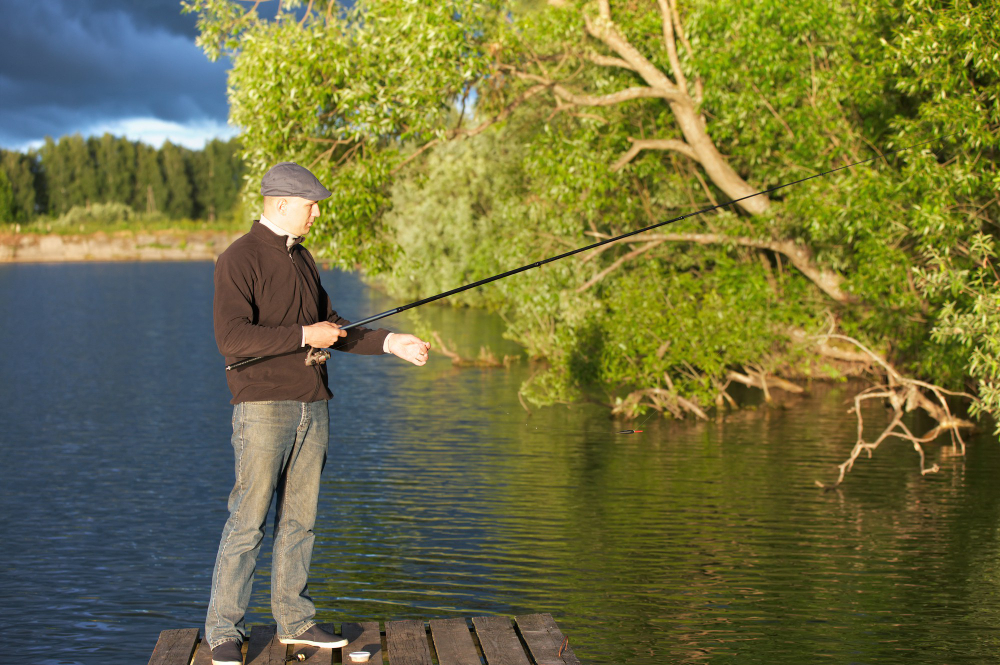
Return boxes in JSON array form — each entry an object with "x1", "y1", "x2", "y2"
[{"x1": 276, "y1": 196, "x2": 320, "y2": 237}]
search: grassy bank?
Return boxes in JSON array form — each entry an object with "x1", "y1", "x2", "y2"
[{"x1": 0, "y1": 200, "x2": 250, "y2": 236}]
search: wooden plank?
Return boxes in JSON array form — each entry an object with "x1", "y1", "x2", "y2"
[
  {"x1": 472, "y1": 617, "x2": 531, "y2": 665},
  {"x1": 245, "y1": 625, "x2": 285, "y2": 665},
  {"x1": 341, "y1": 621, "x2": 384, "y2": 665},
  {"x1": 515, "y1": 614, "x2": 581, "y2": 665},
  {"x1": 190, "y1": 638, "x2": 216, "y2": 665},
  {"x1": 288, "y1": 623, "x2": 337, "y2": 665},
  {"x1": 386, "y1": 619, "x2": 433, "y2": 665},
  {"x1": 428, "y1": 618, "x2": 480, "y2": 665},
  {"x1": 148, "y1": 628, "x2": 200, "y2": 665}
]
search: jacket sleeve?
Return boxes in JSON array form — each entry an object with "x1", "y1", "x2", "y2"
[
  {"x1": 301, "y1": 247, "x2": 390, "y2": 355},
  {"x1": 213, "y1": 249, "x2": 303, "y2": 358},
  {"x1": 320, "y1": 284, "x2": 391, "y2": 355}
]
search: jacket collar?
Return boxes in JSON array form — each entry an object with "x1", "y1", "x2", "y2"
[{"x1": 249, "y1": 219, "x2": 303, "y2": 251}]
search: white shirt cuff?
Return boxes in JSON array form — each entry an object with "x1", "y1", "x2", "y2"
[
  {"x1": 301, "y1": 327, "x2": 306, "y2": 347},
  {"x1": 383, "y1": 332, "x2": 394, "y2": 354}
]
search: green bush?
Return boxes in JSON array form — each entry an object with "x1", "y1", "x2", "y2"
[{"x1": 53, "y1": 202, "x2": 135, "y2": 228}]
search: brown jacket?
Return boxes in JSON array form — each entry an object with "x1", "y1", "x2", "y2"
[{"x1": 214, "y1": 221, "x2": 390, "y2": 404}]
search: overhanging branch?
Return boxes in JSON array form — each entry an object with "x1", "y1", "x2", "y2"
[
  {"x1": 611, "y1": 137, "x2": 698, "y2": 171},
  {"x1": 584, "y1": 230, "x2": 852, "y2": 303}
]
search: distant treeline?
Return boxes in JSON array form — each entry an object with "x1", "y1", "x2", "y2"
[{"x1": 0, "y1": 134, "x2": 246, "y2": 223}]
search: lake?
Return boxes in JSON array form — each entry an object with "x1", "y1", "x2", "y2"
[{"x1": 2, "y1": 261, "x2": 1000, "y2": 664}]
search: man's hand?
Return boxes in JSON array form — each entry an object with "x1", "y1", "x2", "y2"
[
  {"x1": 303, "y1": 321, "x2": 346, "y2": 348},
  {"x1": 387, "y1": 333, "x2": 431, "y2": 366}
]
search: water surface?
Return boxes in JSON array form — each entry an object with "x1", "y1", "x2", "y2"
[{"x1": 2, "y1": 262, "x2": 999, "y2": 664}]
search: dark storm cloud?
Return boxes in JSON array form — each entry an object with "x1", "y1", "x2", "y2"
[{"x1": 0, "y1": 0, "x2": 230, "y2": 148}]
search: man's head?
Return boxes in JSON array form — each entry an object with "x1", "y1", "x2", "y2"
[{"x1": 260, "y1": 162, "x2": 332, "y2": 237}]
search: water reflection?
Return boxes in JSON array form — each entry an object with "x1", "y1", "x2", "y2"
[{"x1": 1, "y1": 262, "x2": 999, "y2": 664}]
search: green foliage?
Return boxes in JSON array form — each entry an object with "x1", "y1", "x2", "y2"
[
  {"x1": 0, "y1": 149, "x2": 39, "y2": 221},
  {"x1": 0, "y1": 170, "x2": 15, "y2": 223},
  {"x1": 921, "y1": 233, "x2": 1000, "y2": 432},
  {"x1": 8, "y1": 134, "x2": 246, "y2": 224},
  {"x1": 190, "y1": 138, "x2": 245, "y2": 222},
  {"x1": 190, "y1": 0, "x2": 1000, "y2": 422},
  {"x1": 184, "y1": 0, "x2": 503, "y2": 271},
  {"x1": 160, "y1": 141, "x2": 195, "y2": 219},
  {"x1": 53, "y1": 201, "x2": 135, "y2": 228},
  {"x1": 378, "y1": 129, "x2": 528, "y2": 304}
]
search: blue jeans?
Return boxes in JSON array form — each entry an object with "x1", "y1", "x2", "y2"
[{"x1": 205, "y1": 400, "x2": 329, "y2": 648}]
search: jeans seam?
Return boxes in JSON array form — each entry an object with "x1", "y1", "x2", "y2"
[
  {"x1": 211, "y1": 403, "x2": 245, "y2": 637},
  {"x1": 274, "y1": 477, "x2": 285, "y2": 632},
  {"x1": 281, "y1": 620, "x2": 316, "y2": 641}
]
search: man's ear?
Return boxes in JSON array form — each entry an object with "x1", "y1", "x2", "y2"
[{"x1": 276, "y1": 198, "x2": 287, "y2": 215}]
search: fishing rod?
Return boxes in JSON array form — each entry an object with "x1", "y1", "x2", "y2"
[{"x1": 226, "y1": 133, "x2": 949, "y2": 372}]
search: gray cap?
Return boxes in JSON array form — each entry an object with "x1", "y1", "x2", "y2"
[{"x1": 260, "y1": 162, "x2": 332, "y2": 201}]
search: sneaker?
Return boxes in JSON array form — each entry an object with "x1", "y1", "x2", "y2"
[
  {"x1": 279, "y1": 625, "x2": 349, "y2": 649},
  {"x1": 211, "y1": 640, "x2": 243, "y2": 665}
]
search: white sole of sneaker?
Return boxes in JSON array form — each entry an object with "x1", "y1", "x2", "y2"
[{"x1": 279, "y1": 638, "x2": 349, "y2": 649}]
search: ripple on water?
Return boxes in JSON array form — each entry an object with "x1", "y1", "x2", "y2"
[{"x1": 2, "y1": 263, "x2": 1000, "y2": 664}]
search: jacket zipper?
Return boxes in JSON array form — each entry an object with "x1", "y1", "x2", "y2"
[{"x1": 288, "y1": 246, "x2": 325, "y2": 400}]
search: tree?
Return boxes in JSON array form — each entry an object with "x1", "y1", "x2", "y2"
[
  {"x1": 0, "y1": 169, "x2": 15, "y2": 223},
  {"x1": 160, "y1": 141, "x2": 195, "y2": 218},
  {"x1": 188, "y1": 0, "x2": 998, "y2": 483},
  {"x1": 64, "y1": 134, "x2": 99, "y2": 209},
  {"x1": 191, "y1": 137, "x2": 243, "y2": 221},
  {"x1": 39, "y1": 136, "x2": 70, "y2": 215},
  {"x1": 92, "y1": 133, "x2": 136, "y2": 206},
  {"x1": 0, "y1": 149, "x2": 39, "y2": 221},
  {"x1": 133, "y1": 143, "x2": 167, "y2": 215}
]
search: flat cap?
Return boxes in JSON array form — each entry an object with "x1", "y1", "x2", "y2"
[{"x1": 260, "y1": 162, "x2": 332, "y2": 201}]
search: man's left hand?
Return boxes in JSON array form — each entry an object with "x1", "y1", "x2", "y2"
[{"x1": 387, "y1": 333, "x2": 431, "y2": 366}]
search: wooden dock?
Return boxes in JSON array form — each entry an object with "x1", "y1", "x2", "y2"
[{"x1": 147, "y1": 613, "x2": 581, "y2": 665}]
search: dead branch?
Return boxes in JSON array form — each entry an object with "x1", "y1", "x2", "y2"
[
  {"x1": 727, "y1": 369, "x2": 805, "y2": 400},
  {"x1": 613, "y1": 386, "x2": 709, "y2": 420},
  {"x1": 813, "y1": 333, "x2": 977, "y2": 489},
  {"x1": 790, "y1": 329, "x2": 872, "y2": 366},
  {"x1": 430, "y1": 331, "x2": 517, "y2": 368}
]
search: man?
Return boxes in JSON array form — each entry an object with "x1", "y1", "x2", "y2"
[{"x1": 206, "y1": 162, "x2": 430, "y2": 665}]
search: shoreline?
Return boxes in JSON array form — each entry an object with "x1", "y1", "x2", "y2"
[{"x1": 0, "y1": 229, "x2": 245, "y2": 263}]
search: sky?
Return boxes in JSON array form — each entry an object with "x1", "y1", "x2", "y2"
[{"x1": 0, "y1": 0, "x2": 236, "y2": 151}]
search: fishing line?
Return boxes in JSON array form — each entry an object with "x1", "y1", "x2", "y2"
[{"x1": 226, "y1": 131, "x2": 954, "y2": 372}]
